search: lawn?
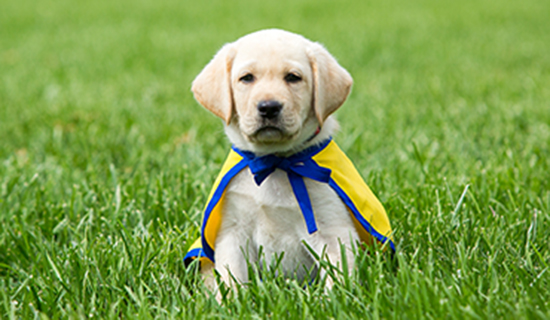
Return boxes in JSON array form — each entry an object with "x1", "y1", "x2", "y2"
[{"x1": 1, "y1": 0, "x2": 549, "y2": 318}]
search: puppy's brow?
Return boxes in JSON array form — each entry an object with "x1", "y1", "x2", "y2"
[
  {"x1": 283, "y1": 60, "x2": 308, "y2": 72},
  {"x1": 237, "y1": 70, "x2": 254, "y2": 78},
  {"x1": 287, "y1": 70, "x2": 302, "y2": 76},
  {"x1": 234, "y1": 61, "x2": 258, "y2": 74}
]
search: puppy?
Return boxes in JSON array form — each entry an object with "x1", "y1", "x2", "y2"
[{"x1": 185, "y1": 29, "x2": 394, "y2": 291}]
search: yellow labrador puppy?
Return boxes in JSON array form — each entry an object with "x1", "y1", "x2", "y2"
[{"x1": 187, "y1": 29, "x2": 393, "y2": 291}]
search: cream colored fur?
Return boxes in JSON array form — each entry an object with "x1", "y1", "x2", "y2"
[{"x1": 192, "y1": 29, "x2": 355, "y2": 293}]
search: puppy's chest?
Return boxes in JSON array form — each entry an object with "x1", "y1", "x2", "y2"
[
  {"x1": 228, "y1": 169, "x2": 298, "y2": 214},
  {"x1": 223, "y1": 167, "x2": 348, "y2": 241}
]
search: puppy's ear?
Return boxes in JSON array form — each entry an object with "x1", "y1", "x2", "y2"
[
  {"x1": 307, "y1": 43, "x2": 353, "y2": 125},
  {"x1": 192, "y1": 44, "x2": 236, "y2": 124}
]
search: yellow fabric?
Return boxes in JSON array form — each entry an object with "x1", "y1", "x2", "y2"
[
  {"x1": 202, "y1": 150, "x2": 243, "y2": 253},
  {"x1": 188, "y1": 237, "x2": 202, "y2": 251},
  {"x1": 186, "y1": 238, "x2": 211, "y2": 267},
  {"x1": 312, "y1": 140, "x2": 394, "y2": 246}
]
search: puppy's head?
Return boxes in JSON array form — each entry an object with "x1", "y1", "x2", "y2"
[{"x1": 192, "y1": 29, "x2": 352, "y2": 154}]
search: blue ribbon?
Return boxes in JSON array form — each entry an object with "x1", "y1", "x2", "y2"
[{"x1": 233, "y1": 140, "x2": 332, "y2": 234}]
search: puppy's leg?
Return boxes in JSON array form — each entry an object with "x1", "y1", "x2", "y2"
[
  {"x1": 310, "y1": 229, "x2": 358, "y2": 289},
  {"x1": 214, "y1": 232, "x2": 252, "y2": 289},
  {"x1": 198, "y1": 235, "x2": 250, "y2": 303},
  {"x1": 324, "y1": 238, "x2": 356, "y2": 289},
  {"x1": 200, "y1": 261, "x2": 217, "y2": 289}
]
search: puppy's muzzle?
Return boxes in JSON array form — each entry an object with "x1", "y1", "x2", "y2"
[{"x1": 258, "y1": 100, "x2": 283, "y2": 120}]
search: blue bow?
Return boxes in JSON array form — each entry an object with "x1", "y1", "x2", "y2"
[{"x1": 233, "y1": 140, "x2": 332, "y2": 234}]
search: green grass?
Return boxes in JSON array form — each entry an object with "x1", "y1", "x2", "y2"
[{"x1": 1, "y1": 0, "x2": 550, "y2": 318}]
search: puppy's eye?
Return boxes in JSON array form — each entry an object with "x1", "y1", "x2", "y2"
[
  {"x1": 239, "y1": 74, "x2": 255, "y2": 83},
  {"x1": 285, "y1": 73, "x2": 302, "y2": 83}
]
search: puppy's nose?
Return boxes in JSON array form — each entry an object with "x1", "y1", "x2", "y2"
[{"x1": 257, "y1": 100, "x2": 282, "y2": 119}]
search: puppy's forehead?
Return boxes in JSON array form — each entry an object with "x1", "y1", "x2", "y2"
[{"x1": 232, "y1": 30, "x2": 311, "y2": 71}]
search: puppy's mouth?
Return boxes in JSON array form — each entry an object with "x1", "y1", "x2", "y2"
[{"x1": 249, "y1": 125, "x2": 290, "y2": 143}]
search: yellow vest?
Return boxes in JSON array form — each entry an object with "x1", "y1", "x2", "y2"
[{"x1": 184, "y1": 139, "x2": 394, "y2": 266}]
